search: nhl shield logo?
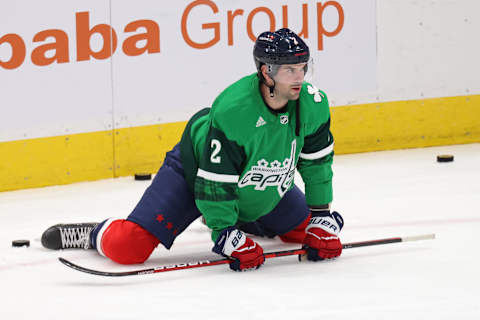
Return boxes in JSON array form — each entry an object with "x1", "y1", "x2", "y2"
[{"x1": 280, "y1": 115, "x2": 289, "y2": 125}]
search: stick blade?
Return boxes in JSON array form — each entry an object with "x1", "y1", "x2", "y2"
[
  {"x1": 58, "y1": 257, "x2": 144, "y2": 277},
  {"x1": 402, "y1": 233, "x2": 436, "y2": 242}
]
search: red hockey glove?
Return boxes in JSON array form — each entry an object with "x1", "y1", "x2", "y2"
[
  {"x1": 303, "y1": 210, "x2": 344, "y2": 261},
  {"x1": 212, "y1": 227, "x2": 265, "y2": 271}
]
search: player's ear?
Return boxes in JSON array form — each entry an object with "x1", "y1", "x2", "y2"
[{"x1": 261, "y1": 65, "x2": 274, "y2": 86}]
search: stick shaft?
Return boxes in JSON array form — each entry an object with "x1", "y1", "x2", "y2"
[{"x1": 58, "y1": 233, "x2": 435, "y2": 277}]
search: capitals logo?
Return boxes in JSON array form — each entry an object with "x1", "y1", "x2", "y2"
[{"x1": 238, "y1": 140, "x2": 297, "y2": 197}]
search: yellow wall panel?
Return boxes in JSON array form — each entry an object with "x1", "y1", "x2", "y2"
[
  {"x1": 0, "y1": 131, "x2": 114, "y2": 191},
  {"x1": 331, "y1": 95, "x2": 480, "y2": 154},
  {"x1": 113, "y1": 122, "x2": 187, "y2": 177}
]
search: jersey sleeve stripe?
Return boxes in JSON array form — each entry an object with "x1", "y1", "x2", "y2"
[
  {"x1": 197, "y1": 169, "x2": 239, "y2": 183},
  {"x1": 299, "y1": 143, "x2": 334, "y2": 160}
]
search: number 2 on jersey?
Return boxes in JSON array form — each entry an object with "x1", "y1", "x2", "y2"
[{"x1": 210, "y1": 139, "x2": 221, "y2": 163}]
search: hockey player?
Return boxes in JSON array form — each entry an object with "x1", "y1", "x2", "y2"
[{"x1": 41, "y1": 28, "x2": 344, "y2": 271}]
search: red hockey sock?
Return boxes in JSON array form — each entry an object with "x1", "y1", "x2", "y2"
[
  {"x1": 279, "y1": 214, "x2": 311, "y2": 244},
  {"x1": 99, "y1": 220, "x2": 160, "y2": 265}
]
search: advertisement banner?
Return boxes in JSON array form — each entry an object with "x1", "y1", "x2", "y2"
[
  {"x1": 0, "y1": 0, "x2": 377, "y2": 141},
  {"x1": 111, "y1": 0, "x2": 377, "y2": 127},
  {"x1": 0, "y1": 0, "x2": 114, "y2": 142}
]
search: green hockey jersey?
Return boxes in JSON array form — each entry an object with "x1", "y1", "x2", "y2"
[{"x1": 180, "y1": 73, "x2": 334, "y2": 241}]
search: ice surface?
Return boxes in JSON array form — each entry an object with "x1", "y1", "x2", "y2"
[{"x1": 1, "y1": 144, "x2": 479, "y2": 319}]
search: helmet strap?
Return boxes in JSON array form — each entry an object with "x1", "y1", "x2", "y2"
[
  {"x1": 269, "y1": 83, "x2": 275, "y2": 97},
  {"x1": 260, "y1": 64, "x2": 276, "y2": 97}
]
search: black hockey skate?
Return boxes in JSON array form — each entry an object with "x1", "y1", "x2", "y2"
[{"x1": 41, "y1": 223, "x2": 98, "y2": 250}]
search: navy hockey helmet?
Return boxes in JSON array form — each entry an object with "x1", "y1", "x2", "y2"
[{"x1": 253, "y1": 28, "x2": 310, "y2": 73}]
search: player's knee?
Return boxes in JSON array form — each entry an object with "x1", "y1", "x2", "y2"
[
  {"x1": 279, "y1": 214, "x2": 311, "y2": 244},
  {"x1": 100, "y1": 220, "x2": 160, "y2": 264}
]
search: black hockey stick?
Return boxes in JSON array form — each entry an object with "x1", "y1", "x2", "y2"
[{"x1": 58, "y1": 233, "x2": 435, "y2": 277}]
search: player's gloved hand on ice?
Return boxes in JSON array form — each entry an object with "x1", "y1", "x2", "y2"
[
  {"x1": 212, "y1": 227, "x2": 265, "y2": 271},
  {"x1": 303, "y1": 208, "x2": 344, "y2": 261}
]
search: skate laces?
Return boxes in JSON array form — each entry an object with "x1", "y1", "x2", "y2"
[{"x1": 59, "y1": 225, "x2": 95, "y2": 249}]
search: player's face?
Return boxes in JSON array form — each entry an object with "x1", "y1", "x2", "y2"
[{"x1": 273, "y1": 63, "x2": 307, "y2": 100}]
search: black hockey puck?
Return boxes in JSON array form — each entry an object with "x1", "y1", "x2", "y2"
[
  {"x1": 134, "y1": 173, "x2": 152, "y2": 181},
  {"x1": 12, "y1": 240, "x2": 30, "y2": 247},
  {"x1": 437, "y1": 154, "x2": 454, "y2": 163}
]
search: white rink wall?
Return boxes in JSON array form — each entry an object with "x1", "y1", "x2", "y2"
[
  {"x1": 362, "y1": 0, "x2": 480, "y2": 107},
  {"x1": 1, "y1": 0, "x2": 479, "y2": 142}
]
